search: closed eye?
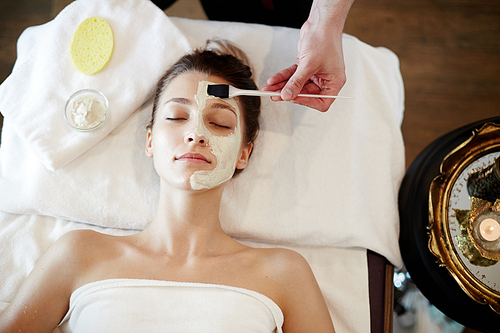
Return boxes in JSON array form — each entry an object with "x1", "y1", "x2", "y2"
[
  {"x1": 210, "y1": 122, "x2": 231, "y2": 129},
  {"x1": 166, "y1": 118, "x2": 187, "y2": 121}
]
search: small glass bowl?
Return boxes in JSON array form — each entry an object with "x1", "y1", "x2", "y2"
[{"x1": 64, "y1": 89, "x2": 109, "y2": 132}]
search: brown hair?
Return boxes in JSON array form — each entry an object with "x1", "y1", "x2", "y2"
[{"x1": 147, "y1": 39, "x2": 260, "y2": 152}]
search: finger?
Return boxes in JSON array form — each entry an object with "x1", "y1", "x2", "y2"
[
  {"x1": 295, "y1": 75, "x2": 346, "y2": 111},
  {"x1": 261, "y1": 81, "x2": 287, "y2": 92},
  {"x1": 311, "y1": 73, "x2": 346, "y2": 97},
  {"x1": 259, "y1": 82, "x2": 285, "y2": 102},
  {"x1": 298, "y1": 80, "x2": 323, "y2": 95},
  {"x1": 266, "y1": 64, "x2": 298, "y2": 86},
  {"x1": 281, "y1": 62, "x2": 317, "y2": 101}
]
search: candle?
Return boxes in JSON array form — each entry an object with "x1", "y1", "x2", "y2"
[{"x1": 479, "y1": 218, "x2": 500, "y2": 242}]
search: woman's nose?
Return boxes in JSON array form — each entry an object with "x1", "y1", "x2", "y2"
[{"x1": 185, "y1": 130, "x2": 208, "y2": 146}]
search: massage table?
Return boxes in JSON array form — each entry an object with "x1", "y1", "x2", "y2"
[{"x1": 0, "y1": 0, "x2": 405, "y2": 331}]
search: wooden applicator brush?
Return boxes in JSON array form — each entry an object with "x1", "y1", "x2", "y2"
[{"x1": 207, "y1": 84, "x2": 354, "y2": 99}]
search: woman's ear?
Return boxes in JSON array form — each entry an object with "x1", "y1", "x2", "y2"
[
  {"x1": 145, "y1": 129, "x2": 154, "y2": 158},
  {"x1": 236, "y1": 142, "x2": 253, "y2": 169}
]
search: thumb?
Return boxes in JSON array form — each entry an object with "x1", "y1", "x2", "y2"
[{"x1": 281, "y1": 62, "x2": 316, "y2": 101}]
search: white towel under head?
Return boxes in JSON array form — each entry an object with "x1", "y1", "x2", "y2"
[{"x1": 58, "y1": 279, "x2": 284, "y2": 333}]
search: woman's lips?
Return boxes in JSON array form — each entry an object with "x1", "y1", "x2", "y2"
[{"x1": 176, "y1": 153, "x2": 210, "y2": 164}]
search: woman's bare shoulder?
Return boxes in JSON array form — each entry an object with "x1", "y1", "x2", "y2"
[
  {"x1": 57, "y1": 228, "x2": 112, "y2": 243},
  {"x1": 56, "y1": 229, "x2": 114, "y2": 248},
  {"x1": 39, "y1": 230, "x2": 102, "y2": 271},
  {"x1": 252, "y1": 247, "x2": 312, "y2": 278},
  {"x1": 0, "y1": 230, "x2": 114, "y2": 331},
  {"x1": 251, "y1": 247, "x2": 335, "y2": 332},
  {"x1": 55, "y1": 229, "x2": 112, "y2": 256},
  {"x1": 37, "y1": 229, "x2": 125, "y2": 284},
  {"x1": 241, "y1": 246, "x2": 316, "y2": 294}
]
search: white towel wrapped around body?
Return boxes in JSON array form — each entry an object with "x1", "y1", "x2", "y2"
[{"x1": 58, "y1": 279, "x2": 284, "y2": 333}]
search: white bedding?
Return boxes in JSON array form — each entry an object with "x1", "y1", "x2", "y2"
[
  {"x1": 0, "y1": 0, "x2": 405, "y2": 331},
  {"x1": 0, "y1": 16, "x2": 405, "y2": 266}
]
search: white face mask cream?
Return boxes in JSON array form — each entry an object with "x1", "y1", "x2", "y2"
[
  {"x1": 71, "y1": 96, "x2": 107, "y2": 129},
  {"x1": 189, "y1": 81, "x2": 242, "y2": 190},
  {"x1": 64, "y1": 89, "x2": 109, "y2": 131}
]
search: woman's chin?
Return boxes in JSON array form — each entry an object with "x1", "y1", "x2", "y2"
[{"x1": 158, "y1": 168, "x2": 232, "y2": 192}]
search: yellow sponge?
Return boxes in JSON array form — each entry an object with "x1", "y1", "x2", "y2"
[{"x1": 70, "y1": 17, "x2": 114, "y2": 75}]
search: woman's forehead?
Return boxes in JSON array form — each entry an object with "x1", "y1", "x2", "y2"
[
  {"x1": 161, "y1": 72, "x2": 242, "y2": 112},
  {"x1": 163, "y1": 72, "x2": 227, "y2": 98}
]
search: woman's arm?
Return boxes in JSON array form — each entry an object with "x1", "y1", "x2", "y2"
[{"x1": 0, "y1": 232, "x2": 83, "y2": 333}]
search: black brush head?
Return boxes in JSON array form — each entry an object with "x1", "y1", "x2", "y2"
[{"x1": 207, "y1": 84, "x2": 229, "y2": 98}]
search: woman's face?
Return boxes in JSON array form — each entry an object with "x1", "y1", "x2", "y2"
[{"x1": 146, "y1": 72, "x2": 252, "y2": 191}]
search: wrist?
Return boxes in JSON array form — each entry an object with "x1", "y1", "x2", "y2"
[{"x1": 307, "y1": 0, "x2": 354, "y2": 32}]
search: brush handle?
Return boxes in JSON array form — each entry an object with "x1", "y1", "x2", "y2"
[
  {"x1": 233, "y1": 90, "x2": 354, "y2": 99},
  {"x1": 296, "y1": 93, "x2": 354, "y2": 99}
]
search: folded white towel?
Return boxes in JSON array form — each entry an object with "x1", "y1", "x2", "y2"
[
  {"x1": 0, "y1": 0, "x2": 190, "y2": 171},
  {"x1": 0, "y1": 107, "x2": 157, "y2": 230}
]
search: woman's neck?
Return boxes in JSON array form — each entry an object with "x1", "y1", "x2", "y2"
[{"x1": 138, "y1": 182, "x2": 234, "y2": 259}]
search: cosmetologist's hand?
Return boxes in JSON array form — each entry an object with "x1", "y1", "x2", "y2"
[{"x1": 262, "y1": 0, "x2": 354, "y2": 112}]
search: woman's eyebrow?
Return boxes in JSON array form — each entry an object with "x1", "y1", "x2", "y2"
[
  {"x1": 208, "y1": 102, "x2": 236, "y2": 115},
  {"x1": 164, "y1": 97, "x2": 192, "y2": 106}
]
